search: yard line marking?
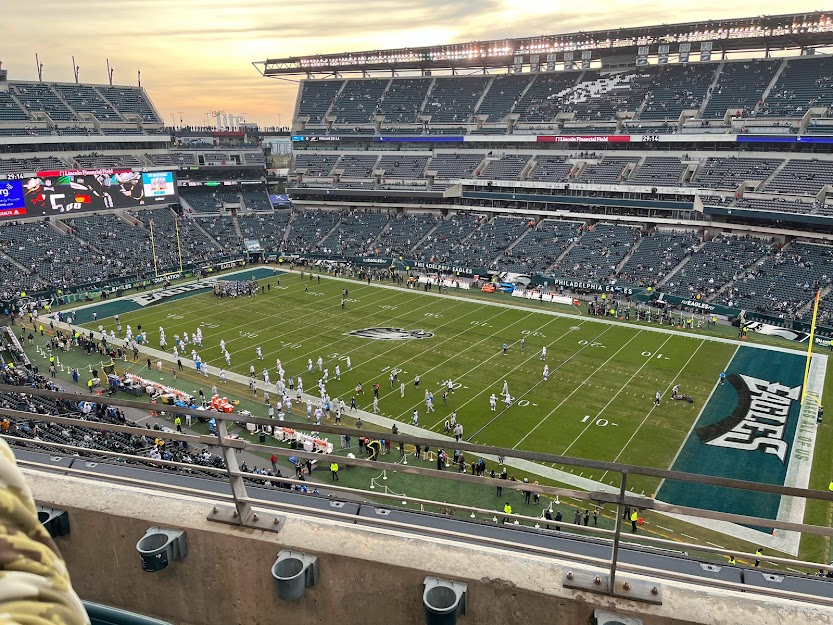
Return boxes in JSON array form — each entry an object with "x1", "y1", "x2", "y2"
[
  {"x1": 657, "y1": 525, "x2": 674, "y2": 532},
  {"x1": 276, "y1": 269, "x2": 810, "y2": 356},
  {"x1": 509, "y1": 329, "x2": 644, "y2": 450},
  {"x1": 437, "y1": 320, "x2": 611, "y2": 434},
  {"x1": 279, "y1": 298, "x2": 472, "y2": 369},
  {"x1": 654, "y1": 344, "x2": 739, "y2": 498},
  {"x1": 681, "y1": 533, "x2": 699, "y2": 541},
  {"x1": 465, "y1": 323, "x2": 617, "y2": 439},
  {"x1": 389, "y1": 309, "x2": 549, "y2": 421},
  {"x1": 706, "y1": 542, "x2": 725, "y2": 549},
  {"x1": 103, "y1": 276, "x2": 395, "y2": 359},
  {"x1": 605, "y1": 338, "x2": 706, "y2": 471},
  {"x1": 118, "y1": 273, "x2": 374, "y2": 344},
  {"x1": 422, "y1": 320, "x2": 573, "y2": 426},
  {"x1": 560, "y1": 334, "x2": 673, "y2": 456},
  {"x1": 228, "y1": 286, "x2": 446, "y2": 367},
  {"x1": 348, "y1": 305, "x2": 514, "y2": 405}
]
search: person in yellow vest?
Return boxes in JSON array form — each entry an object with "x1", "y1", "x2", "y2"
[
  {"x1": 630, "y1": 508, "x2": 639, "y2": 532},
  {"x1": 330, "y1": 461, "x2": 339, "y2": 481},
  {"x1": 49, "y1": 355, "x2": 55, "y2": 366},
  {"x1": 829, "y1": 480, "x2": 833, "y2": 492},
  {"x1": 86, "y1": 379, "x2": 93, "y2": 391},
  {"x1": 727, "y1": 555, "x2": 736, "y2": 565},
  {"x1": 38, "y1": 324, "x2": 44, "y2": 336},
  {"x1": 174, "y1": 416, "x2": 182, "y2": 433},
  {"x1": 754, "y1": 547, "x2": 763, "y2": 567},
  {"x1": 503, "y1": 502, "x2": 512, "y2": 523}
]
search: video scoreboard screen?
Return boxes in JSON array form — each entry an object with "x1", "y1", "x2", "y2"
[{"x1": 0, "y1": 169, "x2": 178, "y2": 220}]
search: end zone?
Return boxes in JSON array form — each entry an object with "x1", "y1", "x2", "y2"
[{"x1": 657, "y1": 345, "x2": 826, "y2": 555}]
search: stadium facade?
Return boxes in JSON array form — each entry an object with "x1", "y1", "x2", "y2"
[{"x1": 2, "y1": 12, "x2": 833, "y2": 625}]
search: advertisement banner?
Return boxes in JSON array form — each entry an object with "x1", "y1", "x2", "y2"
[{"x1": 530, "y1": 275, "x2": 640, "y2": 296}]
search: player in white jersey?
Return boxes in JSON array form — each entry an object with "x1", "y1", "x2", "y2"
[
  {"x1": 283, "y1": 394, "x2": 292, "y2": 411},
  {"x1": 489, "y1": 394, "x2": 497, "y2": 411},
  {"x1": 323, "y1": 368, "x2": 329, "y2": 383},
  {"x1": 297, "y1": 376, "x2": 303, "y2": 392},
  {"x1": 220, "y1": 368, "x2": 227, "y2": 383},
  {"x1": 426, "y1": 394, "x2": 435, "y2": 413},
  {"x1": 543, "y1": 364, "x2": 549, "y2": 380},
  {"x1": 317, "y1": 356, "x2": 323, "y2": 371},
  {"x1": 541, "y1": 346, "x2": 547, "y2": 360},
  {"x1": 335, "y1": 365, "x2": 341, "y2": 380},
  {"x1": 502, "y1": 380, "x2": 509, "y2": 395},
  {"x1": 307, "y1": 401, "x2": 313, "y2": 419},
  {"x1": 372, "y1": 397, "x2": 379, "y2": 414},
  {"x1": 249, "y1": 363, "x2": 256, "y2": 376},
  {"x1": 346, "y1": 356, "x2": 352, "y2": 370},
  {"x1": 110, "y1": 330, "x2": 116, "y2": 343},
  {"x1": 447, "y1": 379, "x2": 454, "y2": 394},
  {"x1": 182, "y1": 331, "x2": 189, "y2": 344},
  {"x1": 504, "y1": 392, "x2": 512, "y2": 407},
  {"x1": 224, "y1": 351, "x2": 231, "y2": 365},
  {"x1": 308, "y1": 359, "x2": 313, "y2": 373},
  {"x1": 450, "y1": 412, "x2": 457, "y2": 427},
  {"x1": 173, "y1": 347, "x2": 179, "y2": 360},
  {"x1": 256, "y1": 346, "x2": 263, "y2": 360},
  {"x1": 314, "y1": 407, "x2": 323, "y2": 425},
  {"x1": 220, "y1": 339, "x2": 226, "y2": 352},
  {"x1": 412, "y1": 410, "x2": 419, "y2": 426},
  {"x1": 263, "y1": 370, "x2": 270, "y2": 385}
]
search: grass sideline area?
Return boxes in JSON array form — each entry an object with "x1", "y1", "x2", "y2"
[
  {"x1": 20, "y1": 329, "x2": 804, "y2": 570},
  {"x1": 23, "y1": 263, "x2": 818, "y2": 564},
  {"x1": 85, "y1": 269, "x2": 732, "y2": 497}
]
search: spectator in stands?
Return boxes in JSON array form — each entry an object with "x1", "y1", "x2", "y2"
[{"x1": 0, "y1": 437, "x2": 88, "y2": 624}]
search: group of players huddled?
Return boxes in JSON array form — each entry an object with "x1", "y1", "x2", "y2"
[{"x1": 213, "y1": 279, "x2": 258, "y2": 298}]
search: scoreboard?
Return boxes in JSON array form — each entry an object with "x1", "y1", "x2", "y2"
[{"x1": 0, "y1": 169, "x2": 178, "y2": 220}]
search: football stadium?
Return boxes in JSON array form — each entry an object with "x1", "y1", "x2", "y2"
[{"x1": 2, "y1": 9, "x2": 833, "y2": 625}]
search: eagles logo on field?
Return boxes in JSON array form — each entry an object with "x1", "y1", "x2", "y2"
[
  {"x1": 695, "y1": 373, "x2": 801, "y2": 463},
  {"x1": 347, "y1": 327, "x2": 434, "y2": 340}
]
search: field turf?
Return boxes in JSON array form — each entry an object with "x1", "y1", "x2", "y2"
[{"x1": 85, "y1": 271, "x2": 741, "y2": 495}]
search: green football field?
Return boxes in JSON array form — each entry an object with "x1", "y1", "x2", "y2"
[{"x1": 83, "y1": 270, "x2": 743, "y2": 496}]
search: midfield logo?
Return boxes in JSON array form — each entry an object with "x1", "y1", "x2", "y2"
[
  {"x1": 695, "y1": 374, "x2": 801, "y2": 463},
  {"x1": 347, "y1": 327, "x2": 434, "y2": 340}
]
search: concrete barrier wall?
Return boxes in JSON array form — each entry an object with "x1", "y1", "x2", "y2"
[{"x1": 25, "y1": 470, "x2": 832, "y2": 625}]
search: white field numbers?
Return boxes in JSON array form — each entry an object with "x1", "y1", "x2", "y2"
[{"x1": 581, "y1": 415, "x2": 618, "y2": 427}]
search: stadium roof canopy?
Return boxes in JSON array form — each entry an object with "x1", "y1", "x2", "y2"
[{"x1": 253, "y1": 11, "x2": 833, "y2": 78}]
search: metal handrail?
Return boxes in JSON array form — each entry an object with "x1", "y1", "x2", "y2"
[
  {"x1": 3, "y1": 384, "x2": 831, "y2": 504},
  {"x1": 3, "y1": 386, "x2": 833, "y2": 605}
]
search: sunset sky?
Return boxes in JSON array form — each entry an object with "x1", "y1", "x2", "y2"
[{"x1": 1, "y1": 1, "x2": 825, "y2": 127}]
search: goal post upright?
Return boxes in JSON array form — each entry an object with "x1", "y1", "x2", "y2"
[
  {"x1": 175, "y1": 218, "x2": 184, "y2": 274},
  {"x1": 801, "y1": 289, "x2": 821, "y2": 404},
  {"x1": 149, "y1": 219, "x2": 160, "y2": 278}
]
